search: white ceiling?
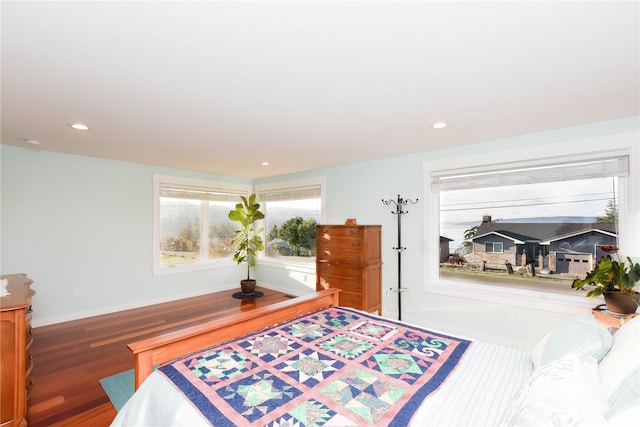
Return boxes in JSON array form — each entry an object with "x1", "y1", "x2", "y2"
[{"x1": 2, "y1": 1, "x2": 639, "y2": 179}]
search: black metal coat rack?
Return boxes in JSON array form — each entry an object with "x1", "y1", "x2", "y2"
[{"x1": 382, "y1": 194, "x2": 418, "y2": 320}]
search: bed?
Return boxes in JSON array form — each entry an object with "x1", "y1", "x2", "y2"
[{"x1": 111, "y1": 289, "x2": 640, "y2": 426}]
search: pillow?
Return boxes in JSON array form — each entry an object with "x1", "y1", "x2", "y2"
[
  {"x1": 530, "y1": 315, "x2": 612, "y2": 369},
  {"x1": 500, "y1": 353, "x2": 609, "y2": 427},
  {"x1": 606, "y1": 404, "x2": 640, "y2": 425},
  {"x1": 598, "y1": 315, "x2": 640, "y2": 416}
]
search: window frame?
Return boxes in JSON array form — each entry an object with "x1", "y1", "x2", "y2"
[
  {"x1": 256, "y1": 176, "x2": 326, "y2": 270},
  {"x1": 423, "y1": 135, "x2": 638, "y2": 315},
  {"x1": 152, "y1": 174, "x2": 252, "y2": 276},
  {"x1": 485, "y1": 242, "x2": 504, "y2": 253}
]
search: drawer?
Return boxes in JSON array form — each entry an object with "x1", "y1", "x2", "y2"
[
  {"x1": 317, "y1": 262, "x2": 364, "y2": 277},
  {"x1": 25, "y1": 346, "x2": 33, "y2": 372},
  {"x1": 25, "y1": 366, "x2": 34, "y2": 402},
  {"x1": 338, "y1": 291, "x2": 364, "y2": 309},
  {"x1": 317, "y1": 248, "x2": 365, "y2": 263},
  {"x1": 317, "y1": 235, "x2": 365, "y2": 250},
  {"x1": 317, "y1": 226, "x2": 365, "y2": 238},
  {"x1": 318, "y1": 273, "x2": 363, "y2": 293}
]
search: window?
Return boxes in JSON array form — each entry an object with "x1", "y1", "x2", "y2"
[
  {"x1": 256, "y1": 177, "x2": 325, "y2": 263},
  {"x1": 424, "y1": 143, "x2": 634, "y2": 312},
  {"x1": 153, "y1": 175, "x2": 251, "y2": 275},
  {"x1": 485, "y1": 242, "x2": 504, "y2": 253}
]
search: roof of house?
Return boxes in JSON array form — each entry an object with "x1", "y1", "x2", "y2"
[{"x1": 473, "y1": 222, "x2": 618, "y2": 244}]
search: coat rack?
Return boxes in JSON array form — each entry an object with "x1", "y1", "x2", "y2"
[{"x1": 382, "y1": 194, "x2": 418, "y2": 320}]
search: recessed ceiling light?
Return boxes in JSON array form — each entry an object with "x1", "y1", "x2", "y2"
[
  {"x1": 432, "y1": 122, "x2": 448, "y2": 129},
  {"x1": 69, "y1": 123, "x2": 90, "y2": 131},
  {"x1": 261, "y1": 161, "x2": 270, "y2": 166}
]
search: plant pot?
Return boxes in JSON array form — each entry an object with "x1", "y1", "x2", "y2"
[
  {"x1": 240, "y1": 279, "x2": 256, "y2": 295},
  {"x1": 604, "y1": 291, "x2": 638, "y2": 314}
]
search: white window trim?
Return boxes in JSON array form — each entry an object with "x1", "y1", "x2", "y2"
[
  {"x1": 423, "y1": 132, "x2": 639, "y2": 315},
  {"x1": 256, "y1": 176, "x2": 326, "y2": 269},
  {"x1": 153, "y1": 174, "x2": 252, "y2": 276}
]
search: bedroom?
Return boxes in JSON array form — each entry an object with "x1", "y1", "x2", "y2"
[{"x1": 1, "y1": 1, "x2": 639, "y2": 426}]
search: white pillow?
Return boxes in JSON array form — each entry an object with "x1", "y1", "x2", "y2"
[
  {"x1": 500, "y1": 353, "x2": 609, "y2": 427},
  {"x1": 530, "y1": 315, "x2": 612, "y2": 369},
  {"x1": 599, "y1": 315, "x2": 640, "y2": 417},
  {"x1": 606, "y1": 404, "x2": 640, "y2": 426}
]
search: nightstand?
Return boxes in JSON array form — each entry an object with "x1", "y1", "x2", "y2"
[{"x1": 591, "y1": 304, "x2": 638, "y2": 331}]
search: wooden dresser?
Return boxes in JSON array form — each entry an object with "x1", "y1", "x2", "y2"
[
  {"x1": 316, "y1": 225, "x2": 382, "y2": 314},
  {"x1": 1, "y1": 274, "x2": 35, "y2": 427}
]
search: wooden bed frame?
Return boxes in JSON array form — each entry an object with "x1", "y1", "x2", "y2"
[{"x1": 128, "y1": 288, "x2": 341, "y2": 389}]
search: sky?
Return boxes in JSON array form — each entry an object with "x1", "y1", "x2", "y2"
[{"x1": 440, "y1": 176, "x2": 616, "y2": 251}]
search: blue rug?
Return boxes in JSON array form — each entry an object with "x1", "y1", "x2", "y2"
[{"x1": 99, "y1": 369, "x2": 134, "y2": 411}]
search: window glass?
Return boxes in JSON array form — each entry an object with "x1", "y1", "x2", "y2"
[
  {"x1": 256, "y1": 178, "x2": 325, "y2": 262},
  {"x1": 436, "y1": 156, "x2": 626, "y2": 295},
  {"x1": 159, "y1": 197, "x2": 201, "y2": 265},
  {"x1": 485, "y1": 242, "x2": 504, "y2": 253},
  {"x1": 207, "y1": 201, "x2": 237, "y2": 259},
  {"x1": 153, "y1": 175, "x2": 251, "y2": 274}
]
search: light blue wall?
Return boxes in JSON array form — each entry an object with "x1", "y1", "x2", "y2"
[
  {"x1": 2, "y1": 116, "x2": 638, "y2": 349},
  {"x1": 0, "y1": 146, "x2": 252, "y2": 325},
  {"x1": 255, "y1": 116, "x2": 640, "y2": 348}
]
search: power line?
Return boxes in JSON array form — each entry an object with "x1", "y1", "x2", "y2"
[{"x1": 441, "y1": 196, "x2": 612, "y2": 212}]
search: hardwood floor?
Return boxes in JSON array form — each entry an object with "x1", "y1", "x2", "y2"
[{"x1": 27, "y1": 286, "x2": 295, "y2": 427}]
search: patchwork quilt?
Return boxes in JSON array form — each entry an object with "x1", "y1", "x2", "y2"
[{"x1": 158, "y1": 307, "x2": 471, "y2": 427}]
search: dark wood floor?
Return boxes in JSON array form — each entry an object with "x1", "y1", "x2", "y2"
[{"x1": 27, "y1": 286, "x2": 295, "y2": 427}]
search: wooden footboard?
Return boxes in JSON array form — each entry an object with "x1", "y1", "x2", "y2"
[{"x1": 128, "y1": 288, "x2": 341, "y2": 389}]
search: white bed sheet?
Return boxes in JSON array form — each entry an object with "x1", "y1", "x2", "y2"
[{"x1": 111, "y1": 340, "x2": 532, "y2": 426}]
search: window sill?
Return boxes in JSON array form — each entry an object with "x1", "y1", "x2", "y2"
[
  {"x1": 425, "y1": 276, "x2": 597, "y2": 315},
  {"x1": 260, "y1": 257, "x2": 316, "y2": 274},
  {"x1": 153, "y1": 259, "x2": 235, "y2": 276}
]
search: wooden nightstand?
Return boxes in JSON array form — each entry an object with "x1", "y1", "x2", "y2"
[{"x1": 591, "y1": 304, "x2": 638, "y2": 331}]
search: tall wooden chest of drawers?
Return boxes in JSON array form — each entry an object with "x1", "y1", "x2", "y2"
[
  {"x1": 316, "y1": 225, "x2": 382, "y2": 314},
  {"x1": 1, "y1": 274, "x2": 35, "y2": 427}
]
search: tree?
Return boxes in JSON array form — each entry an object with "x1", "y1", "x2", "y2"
[
  {"x1": 596, "y1": 199, "x2": 618, "y2": 223},
  {"x1": 160, "y1": 220, "x2": 200, "y2": 253},
  {"x1": 279, "y1": 217, "x2": 304, "y2": 256},
  {"x1": 266, "y1": 224, "x2": 279, "y2": 242},
  {"x1": 278, "y1": 217, "x2": 317, "y2": 256},
  {"x1": 209, "y1": 222, "x2": 236, "y2": 239},
  {"x1": 461, "y1": 225, "x2": 479, "y2": 255}
]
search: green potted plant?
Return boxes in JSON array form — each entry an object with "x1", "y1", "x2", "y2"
[
  {"x1": 571, "y1": 247, "x2": 640, "y2": 314},
  {"x1": 228, "y1": 194, "x2": 265, "y2": 295}
]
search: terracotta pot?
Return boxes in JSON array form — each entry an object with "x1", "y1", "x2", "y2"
[
  {"x1": 604, "y1": 291, "x2": 638, "y2": 314},
  {"x1": 240, "y1": 279, "x2": 256, "y2": 295}
]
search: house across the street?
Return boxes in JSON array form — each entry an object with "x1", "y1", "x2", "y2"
[{"x1": 471, "y1": 215, "x2": 618, "y2": 275}]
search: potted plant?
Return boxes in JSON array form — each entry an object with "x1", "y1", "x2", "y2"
[
  {"x1": 228, "y1": 194, "x2": 264, "y2": 295},
  {"x1": 571, "y1": 247, "x2": 640, "y2": 314}
]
